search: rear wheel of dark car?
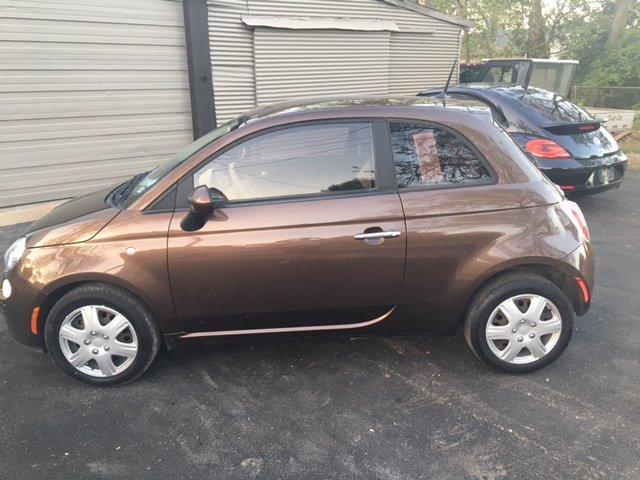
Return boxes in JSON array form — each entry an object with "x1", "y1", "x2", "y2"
[
  {"x1": 463, "y1": 273, "x2": 574, "y2": 373},
  {"x1": 44, "y1": 283, "x2": 161, "y2": 386}
]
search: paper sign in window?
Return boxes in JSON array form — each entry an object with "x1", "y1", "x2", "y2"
[{"x1": 412, "y1": 131, "x2": 443, "y2": 184}]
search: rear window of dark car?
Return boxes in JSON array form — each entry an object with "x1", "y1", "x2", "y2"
[{"x1": 498, "y1": 88, "x2": 594, "y2": 123}]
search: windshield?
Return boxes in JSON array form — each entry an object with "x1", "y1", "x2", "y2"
[{"x1": 121, "y1": 116, "x2": 245, "y2": 206}]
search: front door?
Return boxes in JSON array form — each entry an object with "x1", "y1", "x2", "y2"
[{"x1": 167, "y1": 120, "x2": 406, "y2": 334}]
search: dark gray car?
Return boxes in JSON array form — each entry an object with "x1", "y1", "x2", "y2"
[{"x1": 419, "y1": 85, "x2": 628, "y2": 195}]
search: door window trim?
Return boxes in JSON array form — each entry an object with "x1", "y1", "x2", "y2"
[
  {"x1": 173, "y1": 118, "x2": 396, "y2": 210},
  {"x1": 385, "y1": 118, "x2": 499, "y2": 193}
]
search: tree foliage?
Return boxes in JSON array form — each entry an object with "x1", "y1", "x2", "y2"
[{"x1": 431, "y1": 0, "x2": 639, "y2": 86}]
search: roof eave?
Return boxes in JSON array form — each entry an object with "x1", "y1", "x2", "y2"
[{"x1": 380, "y1": 0, "x2": 473, "y2": 29}]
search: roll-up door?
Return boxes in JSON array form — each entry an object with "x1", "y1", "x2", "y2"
[
  {"x1": 252, "y1": 27, "x2": 391, "y2": 106},
  {"x1": 0, "y1": 0, "x2": 193, "y2": 207}
]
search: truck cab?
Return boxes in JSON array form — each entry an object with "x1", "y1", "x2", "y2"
[{"x1": 470, "y1": 58, "x2": 578, "y2": 98}]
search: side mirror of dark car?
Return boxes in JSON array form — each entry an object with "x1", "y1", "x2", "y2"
[{"x1": 181, "y1": 185, "x2": 214, "y2": 231}]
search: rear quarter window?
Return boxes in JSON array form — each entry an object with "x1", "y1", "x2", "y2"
[{"x1": 390, "y1": 122, "x2": 492, "y2": 189}]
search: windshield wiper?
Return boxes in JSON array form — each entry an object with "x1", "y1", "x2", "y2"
[{"x1": 109, "y1": 172, "x2": 148, "y2": 207}]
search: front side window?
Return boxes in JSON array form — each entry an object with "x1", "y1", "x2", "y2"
[
  {"x1": 193, "y1": 123, "x2": 375, "y2": 201},
  {"x1": 390, "y1": 122, "x2": 491, "y2": 188},
  {"x1": 122, "y1": 115, "x2": 245, "y2": 206}
]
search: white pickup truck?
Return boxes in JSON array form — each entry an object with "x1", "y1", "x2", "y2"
[{"x1": 584, "y1": 108, "x2": 636, "y2": 133}]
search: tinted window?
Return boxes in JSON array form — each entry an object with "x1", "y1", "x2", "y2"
[
  {"x1": 480, "y1": 62, "x2": 529, "y2": 86},
  {"x1": 485, "y1": 66, "x2": 516, "y2": 84},
  {"x1": 492, "y1": 86, "x2": 593, "y2": 123},
  {"x1": 390, "y1": 122, "x2": 491, "y2": 188},
  {"x1": 528, "y1": 63, "x2": 576, "y2": 97},
  {"x1": 194, "y1": 123, "x2": 374, "y2": 201},
  {"x1": 122, "y1": 116, "x2": 245, "y2": 206}
]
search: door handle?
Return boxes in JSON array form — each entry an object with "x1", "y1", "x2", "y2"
[{"x1": 353, "y1": 231, "x2": 402, "y2": 240}]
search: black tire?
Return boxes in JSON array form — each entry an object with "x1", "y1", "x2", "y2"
[
  {"x1": 44, "y1": 283, "x2": 161, "y2": 386},
  {"x1": 463, "y1": 272, "x2": 574, "y2": 373}
]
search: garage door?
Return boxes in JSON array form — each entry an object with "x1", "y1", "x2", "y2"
[
  {"x1": 0, "y1": 0, "x2": 193, "y2": 208},
  {"x1": 252, "y1": 27, "x2": 391, "y2": 106}
]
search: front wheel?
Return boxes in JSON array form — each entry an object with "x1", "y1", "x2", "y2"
[
  {"x1": 463, "y1": 273, "x2": 574, "y2": 373},
  {"x1": 44, "y1": 284, "x2": 161, "y2": 386}
]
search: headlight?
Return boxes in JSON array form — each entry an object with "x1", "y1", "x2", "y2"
[{"x1": 3, "y1": 237, "x2": 26, "y2": 272}]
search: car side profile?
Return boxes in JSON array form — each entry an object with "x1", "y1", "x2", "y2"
[{"x1": 0, "y1": 97, "x2": 594, "y2": 385}]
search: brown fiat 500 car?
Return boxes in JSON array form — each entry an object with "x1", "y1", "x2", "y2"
[{"x1": 1, "y1": 97, "x2": 593, "y2": 385}]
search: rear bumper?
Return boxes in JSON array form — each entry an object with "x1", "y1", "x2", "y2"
[
  {"x1": 536, "y1": 152, "x2": 627, "y2": 194},
  {"x1": 558, "y1": 240, "x2": 595, "y2": 316}
]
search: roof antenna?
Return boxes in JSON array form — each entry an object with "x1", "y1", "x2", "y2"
[{"x1": 435, "y1": 58, "x2": 458, "y2": 99}]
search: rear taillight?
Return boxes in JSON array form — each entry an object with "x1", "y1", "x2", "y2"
[
  {"x1": 525, "y1": 139, "x2": 571, "y2": 159},
  {"x1": 566, "y1": 200, "x2": 590, "y2": 240}
]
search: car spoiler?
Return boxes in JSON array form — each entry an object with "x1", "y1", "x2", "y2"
[
  {"x1": 542, "y1": 121, "x2": 601, "y2": 135},
  {"x1": 417, "y1": 89, "x2": 509, "y2": 126}
]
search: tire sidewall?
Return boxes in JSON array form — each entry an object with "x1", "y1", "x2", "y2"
[
  {"x1": 45, "y1": 286, "x2": 159, "y2": 386},
  {"x1": 469, "y1": 280, "x2": 574, "y2": 373}
]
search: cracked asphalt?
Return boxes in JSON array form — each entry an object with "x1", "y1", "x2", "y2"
[{"x1": 1, "y1": 172, "x2": 639, "y2": 479}]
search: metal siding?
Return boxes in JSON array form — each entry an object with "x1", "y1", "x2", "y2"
[
  {"x1": 389, "y1": 31, "x2": 460, "y2": 95},
  {"x1": 207, "y1": 0, "x2": 256, "y2": 124},
  {"x1": 0, "y1": 0, "x2": 193, "y2": 207},
  {"x1": 207, "y1": 0, "x2": 461, "y2": 123},
  {"x1": 253, "y1": 29, "x2": 390, "y2": 105}
]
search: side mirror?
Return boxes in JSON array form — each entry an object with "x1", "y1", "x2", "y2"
[
  {"x1": 181, "y1": 186, "x2": 213, "y2": 231},
  {"x1": 187, "y1": 185, "x2": 214, "y2": 216}
]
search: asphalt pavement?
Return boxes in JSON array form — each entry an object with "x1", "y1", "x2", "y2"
[{"x1": 1, "y1": 172, "x2": 639, "y2": 479}]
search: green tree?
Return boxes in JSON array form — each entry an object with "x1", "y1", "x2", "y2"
[
  {"x1": 607, "y1": 0, "x2": 636, "y2": 47},
  {"x1": 432, "y1": 0, "x2": 528, "y2": 61},
  {"x1": 559, "y1": 0, "x2": 639, "y2": 83},
  {"x1": 430, "y1": 0, "x2": 640, "y2": 93}
]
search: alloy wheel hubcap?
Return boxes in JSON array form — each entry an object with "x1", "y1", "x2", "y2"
[
  {"x1": 58, "y1": 305, "x2": 138, "y2": 377},
  {"x1": 485, "y1": 294, "x2": 562, "y2": 364}
]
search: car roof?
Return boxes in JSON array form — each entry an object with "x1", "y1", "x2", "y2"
[
  {"x1": 420, "y1": 85, "x2": 598, "y2": 135},
  {"x1": 242, "y1": 95, "x2": 492, "y2": 124},
  {"x1": 448, "y1": 84, "x2": 552, "y2": 95},
  {"x1": 480, "y1": 58, "x2": 579, "y2": 64}
]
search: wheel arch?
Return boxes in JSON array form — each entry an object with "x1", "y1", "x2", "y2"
[
  {"x1": 463, "y1": 261, "x2": 587, "y2": 323},
  {"x1": 37, "y1": 274, "x2": 175, "y2": 339}
]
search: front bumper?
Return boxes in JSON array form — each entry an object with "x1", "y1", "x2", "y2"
[
  {"x1": 0, "y1": 268, "x2": 44, "y2": 349},
  {"x1": 537, "y1": 152, "x2": 627, "y2": 195}
]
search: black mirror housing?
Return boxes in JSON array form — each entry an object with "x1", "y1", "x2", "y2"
[{"x1": 181, "y1": 185, "x2": 214, "y2": 231}]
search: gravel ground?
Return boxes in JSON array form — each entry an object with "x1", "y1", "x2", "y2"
[{"x1": 1, "y1": 172, "x2": 639, "y2": 480}]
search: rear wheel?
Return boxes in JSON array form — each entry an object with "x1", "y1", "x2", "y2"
[
  {"x1": 45, "y1": 284, "x2": 160, "y2": 385},
  {"x1": 463, "y1": 273, "x2": 573, "y2": 373}
]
